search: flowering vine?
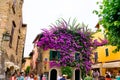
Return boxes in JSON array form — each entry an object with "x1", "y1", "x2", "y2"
[{"x1": 37, "y1": 18, "x2": 107, "y2": 74}]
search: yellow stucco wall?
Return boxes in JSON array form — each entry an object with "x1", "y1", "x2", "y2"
[
  {"x1": 21, "y1": 58, "x2": 31, "y2": 72},
  {"x1": 93, "y1": 29, "x2": 120, "y2": 76},
  {"x1": 42, "y1": 49, "x2": 50, "y2": 72},
  {"x1": 93, "y1": 31, "x2": 120, "y2": 62},
  {"x1": 97, "y1": 46, "x2": 120, "y2": 62}
]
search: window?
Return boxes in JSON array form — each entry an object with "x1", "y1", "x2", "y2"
[
  {"x1": 12, "y1": 0, "x2": 16, "y2": 14},
  {"x1": 75, "y1": 53, "x2": 80, "y2": 61},
  {"x1": 49, "y1": 50, "x2": 60, "y2": 60},
  {"x1": 16, "y1": 36, "x2": 20, "y2": 55},
  {"x1": 94, "y1": 52, "x2": 98, "y2": 63},
  {"x1": 9, "y1": 21, "x2": 16, "y2": 47},
  {"x1": 105, "y1": 48, "x2": 109, "y2": 56}
]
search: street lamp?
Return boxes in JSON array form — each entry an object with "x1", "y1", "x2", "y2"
[
  {"x1": 2, "y1": 32, "x2": 11, "y2": 41},
  {"x1": 0, "y1": 31, "x2": 10, "y2": 79}
]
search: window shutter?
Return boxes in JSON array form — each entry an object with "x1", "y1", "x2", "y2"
[
  {"x1": 75, "y1": 53, "x2": 80, "y2": 61},
  {"x1": 57, "y1": 51, "x2": 60, "y2": 60},
  {"x1": 105, "y1": 48, "x2": 109, "y2": 56},
  {"x1": 75, "y1": 53, "x2": 77, "y2": 60},
  {"x1": 50, "y1": 50, "x2": 53, "y2": 60}
]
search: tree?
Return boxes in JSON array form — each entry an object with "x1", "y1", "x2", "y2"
[
  {"x1": 93, "y1": 0, "x2": 120, "y2": 52},
  {"x1": 25, "y1": 66, "x2": 30, "y2": 74}
]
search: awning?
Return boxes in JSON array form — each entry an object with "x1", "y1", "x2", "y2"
[
  {"x1": 91, "y1": 63, "x2": 102, "y2": 68},
  {"x1": 5, "y1": 61, "x2": 15, "y2": 71},
  {"x1": 5, "y1": 62, "x2": 20, "y2": 71},
  {"x1": 102, "y1": 61, "x2": 120, "y2": 68},
  {"x1": 5, "y1": 61, "x2": 14, "y2": 68}
]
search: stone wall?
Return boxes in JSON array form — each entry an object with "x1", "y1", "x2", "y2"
[{"x1": 0, "y1": 0, "x2": 27, "y2": 72}]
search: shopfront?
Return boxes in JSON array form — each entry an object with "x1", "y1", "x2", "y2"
[
  {"x1": 102, "y1": 61, "x2": 120, "y2": 78},
  {"x1": 91, "y1": 63, "x2": 102, "y2": 75}
]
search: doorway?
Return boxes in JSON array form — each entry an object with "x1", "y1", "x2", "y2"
[
  {"x1": 75, "y1": 69, "x2": 80, "y2": 80},
  {"x1": 50, "y1": 69, "x2": 57, "y2": 80}
]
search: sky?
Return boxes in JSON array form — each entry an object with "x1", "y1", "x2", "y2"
[{"x1": 23, "y1": 0, "x2": 100, "y2": 57}]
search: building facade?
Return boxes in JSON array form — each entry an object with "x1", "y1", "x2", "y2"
[
  {"x1": 92, "y1": 24, "x2": 120, "y2": 78},
  {"x1": 21, "y1": 57, "x2": 31, "y2": 73},
  {"x1": 31, "y1": 34, "x2": 81, "y2": 80},
  {"x1": 0, "y1": 0, "x2": 27, "y2": 79}
]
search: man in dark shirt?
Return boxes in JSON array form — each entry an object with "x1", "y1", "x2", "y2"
[{"x1": 60, "y1": 75, "x2": 66, "y2": 80}]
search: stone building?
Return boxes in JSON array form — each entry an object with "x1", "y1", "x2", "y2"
[{"x1": 0, "y1": 0, "x2": 27, "y2": 79}]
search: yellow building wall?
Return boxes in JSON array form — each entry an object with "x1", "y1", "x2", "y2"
[
  {"x1": 93, "y1": 29, "x2": 120, "y2": 76},
  {"x1": 93, "y1": 31, "x2": 120, "y2": 62},
  {"x1": 21, "y1": 58, "x2": 31, "y2": 72},
  {"x1": 42, "y1": 49, "x2": 50, "y2": 72},
  {"x1": 97, "y1": 46, "x2": 120, "y2": 62}
]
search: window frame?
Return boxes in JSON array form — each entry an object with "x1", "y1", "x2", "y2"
[
  {"x1": 105, "y1": 48, "x2": 109, "y2": 56},
  {"x1": 49, "y1": 50, "x2": 60, "y2": 61}
]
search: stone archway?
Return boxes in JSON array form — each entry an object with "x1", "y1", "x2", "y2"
[
  {"x1": 50, "y1": 69, "x2": 57, "y2": 80},
  {"x1": 75, "y1": 69, "x2": 80, "y2": 80}
]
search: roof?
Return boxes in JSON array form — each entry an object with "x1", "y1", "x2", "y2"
[{"x1": 32, "y1": 33, "x2": 43, "y2": 43}]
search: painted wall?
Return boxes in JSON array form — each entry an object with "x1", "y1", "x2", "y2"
[
  {"x1": 42, "y1": 49, "x2": 50, "y2": 72},
  {"x1": 93, "y1": 29, "x2": 120, "y2": 62},
  {"x1": 93, "y1": 27, "x2": 120, "y2": 76},
  {"x1": 21, "y1": 58, "x2": 31, "y2": 72}
]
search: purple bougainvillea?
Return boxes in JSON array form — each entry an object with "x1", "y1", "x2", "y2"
[{"x1": 37, "y1": 19, "x2": 107, "y2": 73}]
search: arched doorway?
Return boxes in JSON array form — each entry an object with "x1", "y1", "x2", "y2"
[
  {"x1": 75, "y1": 69, "x2": 80, "y2": 80},
  {"x1": 50, "y1": 69, "x2": 57, "y2": 80}
]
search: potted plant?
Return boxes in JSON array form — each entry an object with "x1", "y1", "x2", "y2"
[{"x1": 61, "y1": 66, "x2": 73, "y2": 80}]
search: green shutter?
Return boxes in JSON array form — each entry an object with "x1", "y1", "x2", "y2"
[
  {"x1": 57, "y1": 51, "x2": 60, "y2": 60},
  {"x1": 50, "y1": 50, "x2": 53, "y2": 60},
  {"x1": 75, "y1": 53, "x2": 77, "y2": 60},
  {"x1": 105, "y1": 48, "x2": 109, "y2": 56}
]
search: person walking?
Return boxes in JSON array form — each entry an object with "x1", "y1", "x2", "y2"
[
  {"x1": 57, "y1": 73, "x2": 62, "y2": 80},
  {"x1": 24, "y1": 74, "x2": 30, "y2": 80},
  {"x1": 42, "y1": 74, "x2": 46, "y2": 80},
  {"x1": 9, "y1": 73, "x2": 16, "y2": 80},
  {"x1": 116, "y1": 72, "x2": 120, "y2": 80},
  {"x1": 105, "y1": 73, "x2": 112, "y2": 80},
  {"x1": 92, "y1": 70, "x2": 99, "y2": 80},
  {"x1": 60, "y1": 75, "x2": 66, "y2": 80},
  {"x1": 30, "y1": 73, "x2": 34, "y2": 80},
  {"x1": 16, "y1": 72, "x2": 24, "y2": 80}
]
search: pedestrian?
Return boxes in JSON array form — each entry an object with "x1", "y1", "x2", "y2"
[
  {"x1": 98, "y1": 76, "x2": 105, "y2": 80},
  {"x1": 105, "y1": 73, "x2": 112, "y2": 80},
  {"x1": 92, "y1": 70, "x2": 99, "y2": 80},
  {"x1": 57, "y1": 73, "x2": 62, "y2": 80},
  {"x1": 30, "y1": 73, "x2": 34, "y2": 80},
  {"x1": 16, "y1": 72, "x2": 21, "y2": 80},
  {"x1": 9, "y1": 73, "x2": 16, "y2": 80},
  {"x1": 60, "y1": 75, "x2": 66, "y2": 80},
  {"x1": 37, "y1": 74, "x2": 40, "y2": 80},
  {"x1": 116, "y1": 72, "x2": 120, "y2": 80},
  {"x1": 16, "y1": 72, "x2": 25, "y2": 80},
  {"x1": 34, "y1": 74, "x2": 38, "y2": 80},
  {"x1": 84, "y1": 73, "x2": 92, "y2": 80},
  {"x1": 24, "y1": 73, "x2": 30, "y2": 80},
  {"x1": 40, "y1": 73, "x2": 43, "y2": 80},
  {"x1": 42, "y1": 74, "x2": 46, "y2": 80},
  {"x1": 20, "y1": 72, "x2": 24, "y2": 80}
]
